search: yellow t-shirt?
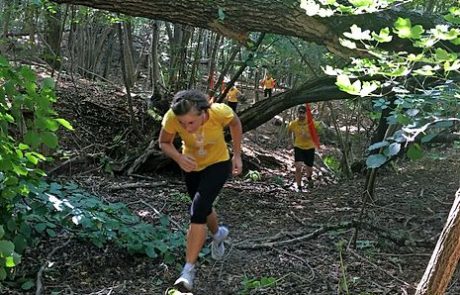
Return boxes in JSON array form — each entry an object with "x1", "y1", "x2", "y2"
[
  {"x1": 263, "y1": 78, "x2": 274, "y2": 89},
  {"x1": 162, "y1": 103, "x2": 234, "y2": 171},
  {"x1": 288, "y1": 119, "x2": 315, "y2": 150},
  {"x1": 226, "y1": 87, "x2": 240, "y2": 103}
]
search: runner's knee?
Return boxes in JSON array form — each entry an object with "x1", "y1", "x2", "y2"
[{"x1": 190, "y1": 192, "x2": 212, "y2": 224}]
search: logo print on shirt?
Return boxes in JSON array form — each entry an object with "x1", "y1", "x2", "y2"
[{"x1": 194, "y1": 129, "x2": 207, "y2": 157}]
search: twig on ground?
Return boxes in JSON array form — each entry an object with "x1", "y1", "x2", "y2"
[
  {"x1": 272, "y1": 247, "x2": 315, "y2": 280},
  {"x1": 36, "y1": 238, "x2": 73, "y2": 295},
  {"x1": 288, "y1": 211, "x2": 308, "y2": 226},
  {"x1": 347, "y1": 248, "x2": 411, "y2": 287},
  {"x1": 136, "y1": 200, "x2": 185, "y2": 233},
  {"x1": 48, "y1": 152, "x2": 104, "y2": 175},
  {"x1": 105, "y1": 181, "x2": 167, "y2": 191},
  {"x1": 236, "y1": 222, "x2": 354, "y2": 250}
]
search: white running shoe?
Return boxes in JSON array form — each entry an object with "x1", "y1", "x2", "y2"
[
  {"x1": 174, "y1": 266, "x2": 196, "y2": 291},
  {"x1": 211, "y1": 226, "x2": 229, "y2": 260}
]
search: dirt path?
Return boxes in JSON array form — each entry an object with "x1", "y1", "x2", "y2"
[{"x1": 5, "y1": 146, "x2": 458, "y2": 295}]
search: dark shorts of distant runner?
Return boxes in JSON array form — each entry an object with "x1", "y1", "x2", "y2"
[
  {"x1": 264, "y1": 88, "x2": 272, "y2": 97},
  {"x1": 294, "y1": 147, "x2": 315, "y2": 167},
  {"x1": 227, "y1": 101, "x2": 238, "y2": 112},
  {"x1": 184, "y1": 160, "x2": 231, "y2": 224}
]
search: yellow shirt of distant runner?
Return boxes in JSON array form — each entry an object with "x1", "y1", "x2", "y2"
[
  {"x1": 226, "y1": 87, "x2": 240, "y2": 103},
  {"x1": 288, "y1": 119, "x2": 315, "y2": 150},
  {"x1": 263, "y1": 77, "x2": 274, "y2": 89},
  {"x1": 162, "y1": 103, "x2": 234, "y2": 171}
]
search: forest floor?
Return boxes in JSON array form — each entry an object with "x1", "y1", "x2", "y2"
[{"x1": 3, "y1": 78, "x2": 460, "y2": 295}]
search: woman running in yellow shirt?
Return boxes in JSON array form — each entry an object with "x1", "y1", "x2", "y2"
[
  {"x1": 225, "y1": 85, "x2": 242, "y2": 112},
  {"x1": 288, "y1": 105, "x2": 315, "y2": 192},
  {"x1": 159, "y1": 89, "x2": 243, "y2": 292}
]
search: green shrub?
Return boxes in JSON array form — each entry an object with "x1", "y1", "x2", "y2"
[{"x1": 0, "y1": 55, "x2": 72, "y2": 280}]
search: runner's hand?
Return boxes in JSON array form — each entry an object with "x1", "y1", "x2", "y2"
[
  {"x1": 231, "y1": 155, "x2": 243, "y2": 176},
  {"x1": 178, "y1": 155, "x2": 197, "y2": 172}
]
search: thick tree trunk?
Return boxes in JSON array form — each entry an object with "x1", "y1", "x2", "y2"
[
  {"x1": 51, "y1": 0, "x2": 442, "y2": 58},
  {"x1": 416, "y1": 188, "x2": 460, "y2": 295},
  {"x1": 238, "y1": 76, "x2": 353, "y2": 132}
]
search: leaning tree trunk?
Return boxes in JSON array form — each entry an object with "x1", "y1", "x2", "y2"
[
  {"x1": 128, "y1": 76, "x2": 354, "y2": 173},
  {"x1": 51, "y1": 0, "x2": 448, "y2": 59},
  {"x1": 416, "y1": 188, "x2": 460, "y2": 295}
]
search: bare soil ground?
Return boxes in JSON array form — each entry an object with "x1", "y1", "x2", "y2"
[{"x1": 3, "y1": 79, "x2": 460, "y2": 295}]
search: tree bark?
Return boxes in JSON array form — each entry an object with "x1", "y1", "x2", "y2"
[
  {"x1": 50, "y1": 0, "x2": 443, "y2": 59},
  {"x1": 238, "y1": 76, "x2": 353, "y2": 132},
  {"x1": 188, "y1": 28, "x2": 203, "y2": 88},
  {"x1": 416, "y1": 188, "x2": 460, "y2": 295},
  {"x1": 211, "y1": 42, "x2": 241, "y2": 96},
  {"x1": 150, "y1": 20, "x2": 161, "y2": 96}
]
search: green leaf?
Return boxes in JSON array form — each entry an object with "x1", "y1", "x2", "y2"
[
  {"x1": 217, "y1": 7, "x2": 225, "y2": 21},
  {"x1": 0, "y1": 267, "x2": 6, "y2": 280},
  {"x1": 421, "y1": 133, "x2": 438, "y2": 143},
  {"x1": 45, "y1": 119, "x2": 59, "y2": 131},
  {"x1": 55, "y1": 118, "x2": 74, "y2": 130},
  {"x1": 434, "y1": 120, "x2": 454, "y2": 128},
  {"x1": 144, "y1": 244, "x2": 157, "y2": 258},
  {"x1": 387, "y1": 143, "x2": 401, "y2": 156},
  {"x1": 0, "y1": 56, "x2": 9, "y2": 66},
  {"x1": 41, "y1": 132, "x2": 58, "y2": 148},
  {"x1": 435, "y1": 48, "x2": 452, "y2": 62},
  {"x1": 34, "y1": 223, "x2": 47, "y2": 233},
  {"x1": 12, "y1": 252, "x2": 21, "y2": 266},
  {"x1": 410, "y1": 25, "x2": 424, "y2": 39},
  {"x1": 13, "y1": 235, "x2": 27, "y2": 254},
  {"x1": 0, "y1": 240, "x2": 15, "y2": 256},
  {"x1": 21, "y1": 280, "x2": 35, "y2": 290},
  {"x1": 25, "y1": 152, "x2": 39, "y2": 165},
  {"x1": 349, "y1": 0, "x2": 373, "y2": 8},
  {"x1": 41, "y1": 77, "x2": 55, "y2": 89},
  {"x1": 0, "y1": 226, "x2": 4, "y2": 239},
  {"x1": 46, "y1": 228, "x2": 57, "y2": 237},
  {"x1": 372, "y1": 27, "x2": 392, "y2": 43},
  {"x1": 366, "y1": 154, "x2": 387, "y2": 168},
  {"x1": 18, "y1": 143, "x2": 30, "y2": 150},
  {"x1": 5, "y1": 256, "x2": 15, "y2": 267},
  {"x1": 394, "y1": 18, "x2": 412, "y2": 39},
  {"x1": 407, "y1": 144, "x2": 423, "y2": 160},
  {"x1": 24, "y1": 131, "x2": 41, "y2": 148},
  {"x1": 20, "y1": 67, "x2": 36, "y2": 82},
  {"x1": 368, "y1": 141, "x2": 389, "y2": 151}
]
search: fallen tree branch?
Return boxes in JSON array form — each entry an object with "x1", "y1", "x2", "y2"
[
  {"x1": 47, "y1": 152, "x2": 104, "y2": 175},
  {"x1": 105, "y1": 181, "x2": 167, "y2": 191},
  {"x1": 236, "y1": 222, "x2": 354, "y2": 250},
  {"x1": 236, "y1": 219, "x2": 436, "y2": 250}
]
